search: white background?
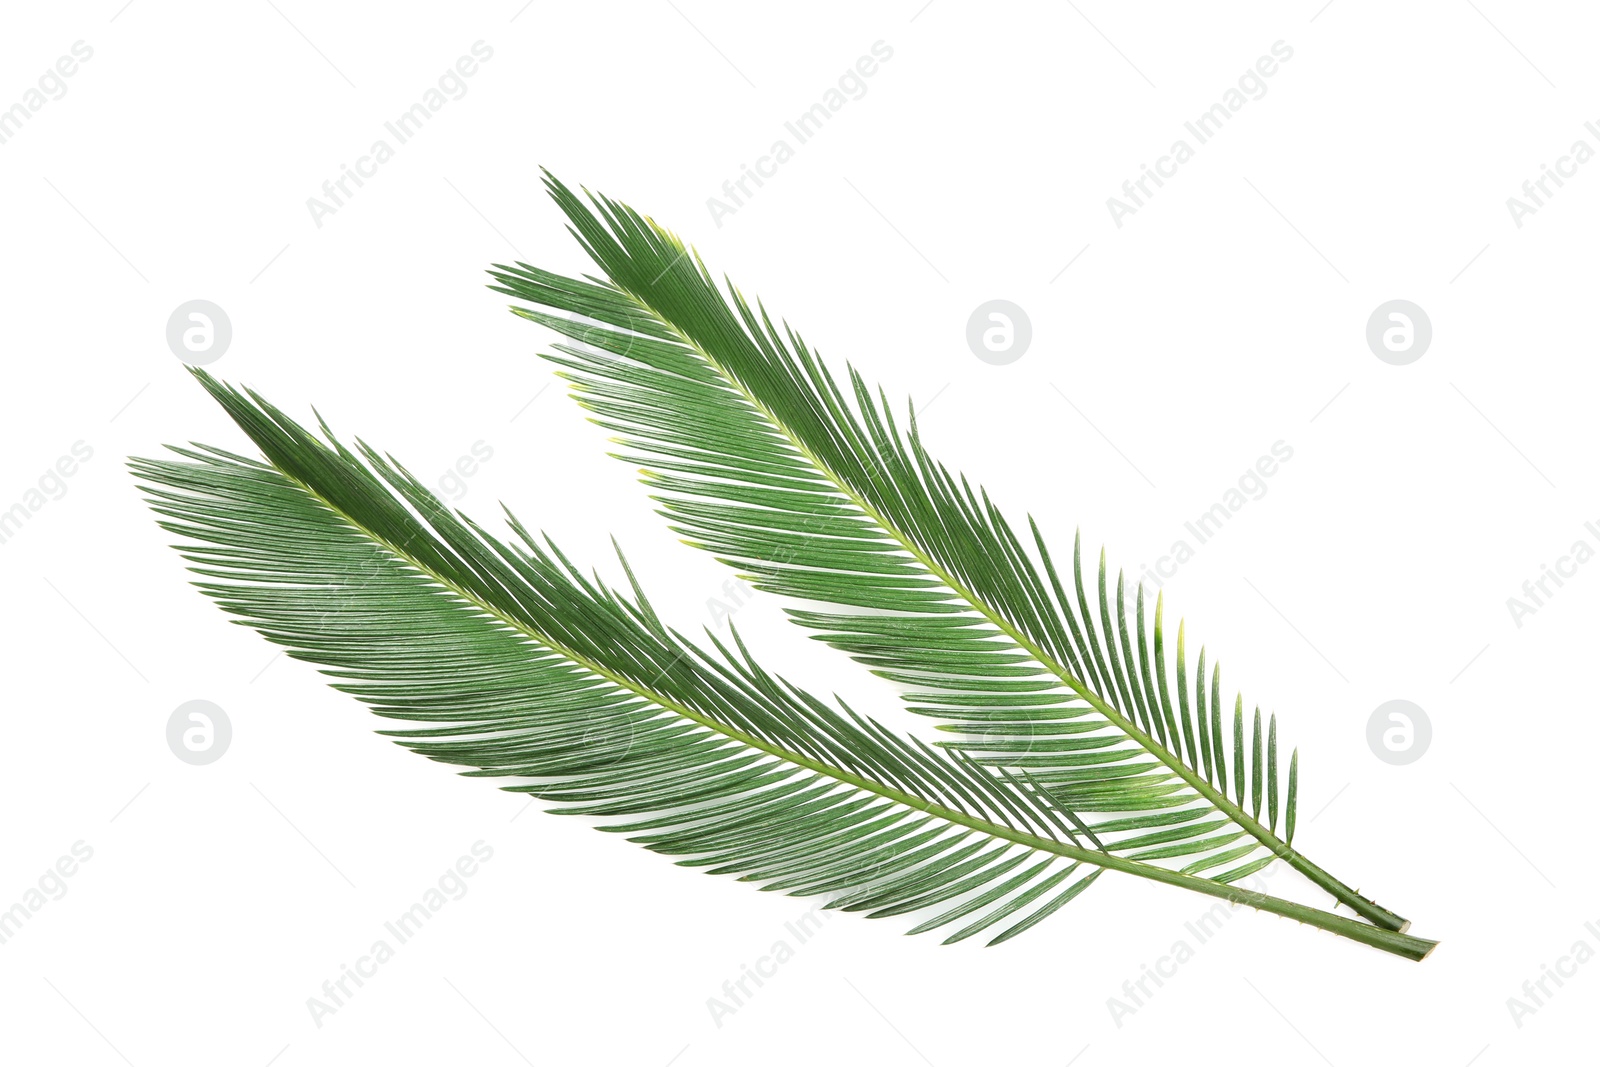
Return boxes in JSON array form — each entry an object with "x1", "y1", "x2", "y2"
[{"x1": 2, "y1": 1, "x2": 1596, "y2": 1064}]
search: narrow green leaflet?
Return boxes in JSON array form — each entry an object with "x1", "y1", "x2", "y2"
[
  {"x1": 488, "y1": 172, "x2": 1413, "y2": 934},
  {"x1": 131, "y1": 372, "x2": 1435, "y2": 959}
]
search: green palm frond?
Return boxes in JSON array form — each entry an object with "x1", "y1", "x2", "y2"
[
  {"x1": 131, "y1": 371, "x2": 1434, "y2": 959},
  {"x1": 487, "y1": 172, "x2": 1411, "y2": 935}
]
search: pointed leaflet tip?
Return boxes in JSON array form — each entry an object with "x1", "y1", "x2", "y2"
[
  {"x1": 1267, "y1": 712, "x2": 1280, "y2": 832},
  {"x1": 1251, "y1": 705, "x2": 1264, "y2": 819},
  {"x1": 1286, "y1": 748, "x2": 1300, "y2": 845},
  {"x1": 1232, "y1": 694, "x2": 1246, "y2": 807}
]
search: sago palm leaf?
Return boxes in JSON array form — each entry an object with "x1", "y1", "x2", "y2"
[
  {"x1": 131, "y1": 372, "x2": 1434, "y2": 959},
  {"x1": 487, "y1": 172, "x2": 1418, "y2": 938}
]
